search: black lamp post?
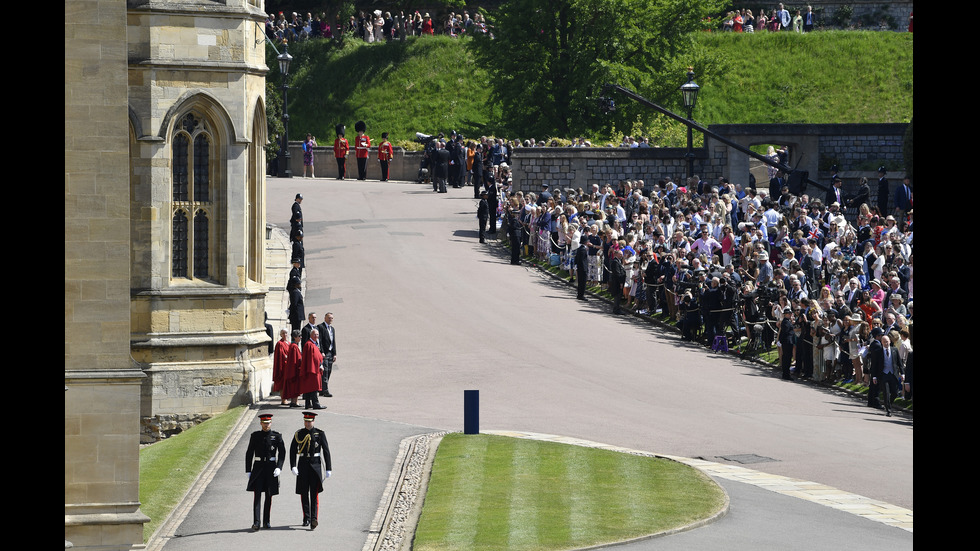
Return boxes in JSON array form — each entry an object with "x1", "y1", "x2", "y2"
[
  {"x1": 680, "y1": 67, "x2": 700, "y2": 181},
  {"x1": 276, "y1": 42, "x2": 293, "y2": 178}
]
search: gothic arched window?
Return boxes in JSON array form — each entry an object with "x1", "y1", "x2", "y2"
[{"x1": 171, "y1": 112, "x2": 214, "y2": 280}]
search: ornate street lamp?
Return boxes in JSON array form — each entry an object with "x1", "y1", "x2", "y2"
[
  {"x1": 680, "y1": 67, "x2": 700, "y2": 180},
  {"x1": 276, "y1": 42, "x2": 294, "y2": 178}
]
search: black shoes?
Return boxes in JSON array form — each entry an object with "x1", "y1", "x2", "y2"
[
  {"x1": 310, "y1": 518, "x2": 318, "y2": 530},
  {"x1": 302, "y1": 519, "x2": 310, "y2": 527},
  {"x1": 263, "y1": 523, "x2": 271, "y2": 530},
  {"x1": 251, "y1": 523, "x2": 260, "y2": 532}
]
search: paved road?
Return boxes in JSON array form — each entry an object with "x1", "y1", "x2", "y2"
[{"x1": 258, "y1": 177, "x2": 912, "y2": 549}]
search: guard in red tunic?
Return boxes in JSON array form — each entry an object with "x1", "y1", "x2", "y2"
[
  {"x1": 333, "y1": 124, "x2": 349, "y2": 179},
  {"x1": 297, "y1": 329, "x2": 324, "y2": 409},
  {"x1": 354, "y1": 120, "x2": 371, "y2": 180},
  {"x1": 245, "y1": 413, "x2": 286, "y2": 531},
  {"x1": 289, "y1": 411, "x2": 332, "y2": 530},
  {"x1": 378, "y1": 132, "x2": 393, "y2": 181}
]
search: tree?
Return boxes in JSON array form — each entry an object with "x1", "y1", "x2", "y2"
[{"x1": 471, "y1": 0, "x2": 725, "y2": 138}]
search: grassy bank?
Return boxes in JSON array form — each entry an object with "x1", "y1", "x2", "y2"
[{"x1": 273, "y1": 31, "x2": 911, "y2": 147}]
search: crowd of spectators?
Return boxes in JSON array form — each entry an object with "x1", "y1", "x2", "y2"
[
  {"x1": 486, "y1": 158, "x2": 912, "y2": 407},
  {"x1": 265, "y1": 8, "x2": 490, "y2": 44}
]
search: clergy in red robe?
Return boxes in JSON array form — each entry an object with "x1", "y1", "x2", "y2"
[
  {"x1": 282, "y1": 330, "x2": 304, "y2": 405},
  {"x1": 297, "y1": 329, "x2": 324, "y2": 409},
  {"x1": 272, "y1": 330, "x2": 290, "y2": 404}
]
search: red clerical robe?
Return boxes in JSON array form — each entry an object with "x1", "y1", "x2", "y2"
[
  {"x1": 295, "y1": 339, "x2": 323, "y2": 396},
  {"x1": 272, "y1": 338, "x2": 289, "y2": 393},
  {"x1": 282, "y1": 342, "x2": 303, "y2": 400}
]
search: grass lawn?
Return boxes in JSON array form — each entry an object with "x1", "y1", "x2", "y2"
[
  {"x1": 414, "y1": 433, "x2": 726, "y2": 551},
  {"x1": 139, "y1": 406, "x2": 246, "y2": 542}
]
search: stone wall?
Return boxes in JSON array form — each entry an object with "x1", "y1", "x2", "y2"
[
  {"x1": 66, "y1": 0, "x2": 148, "y2": 548},
  {"x1": 280, "y1": 122, "x2": 909, "y2": 211}
]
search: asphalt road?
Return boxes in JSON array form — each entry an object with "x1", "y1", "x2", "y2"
[{"x1": 271, "y1": 177, "x2": 912, "y2": 517}]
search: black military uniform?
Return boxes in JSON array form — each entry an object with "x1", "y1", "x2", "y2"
[
  {"x1": 574, "y1": 237, "x2": 588, "y2": 300},
  {"x1": 290, "y1": 194, "x2": 303, "y2": 243},
  {"x1": 289, "y1": 411, "x2": 332, "y2": 530},
  {"x1": 292, "y1": 231, "x2": 305, "y2": 272},
  {"x1": 477, "y1": 192, "x2": 489, "y2": 243},
  {"x1": 245, "y1": 413, "x2": 286, "y2": 530}
]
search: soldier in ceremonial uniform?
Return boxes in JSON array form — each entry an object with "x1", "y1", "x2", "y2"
[
  {"x1": 334, "y1": 125, "x2": 349, "y2": 179},
  {"x1": 377, "y1": 132, "x2": 393, "y2": 181},
  {"x1": 289, "y1": 411, "x2": 332, "y2": 530},
  {"x1": 354, "y1": 120, "x2": 371, "y2": 180},
  {"x1": 245, "y1": 413, "x2": 286, "y2": 531}
]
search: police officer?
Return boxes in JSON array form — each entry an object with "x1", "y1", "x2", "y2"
[
  {"x1": 289, "y1": 411, "x2": 332, "y2": 530},
  {"x1": 245, "y1": 413, "x2": 286, "y2": 531},
  {"x1": 290, "y1": 193, "x2": 303, "y2": 243}
]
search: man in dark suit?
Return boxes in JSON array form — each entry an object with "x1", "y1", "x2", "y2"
[
  {"x1": 825, "y1": 177, "x2": 844, "y2": 208},
  {"x1": 432, "y1": 140, "x2": 450, "y2": 193},
  {"x1": 301, "y1": 313, "x2": 317, "y2": 346},
  {"x1": 894, "y1": 176, "x2": 912, "y2": 221},
  {"x1": 316, "y1": 312, "x2": 337, "y2": 397},
  {"x1": 574, "y1": 234, "x2": 588, "y2": 300},
  {"x1": 453, "y1": 134, "x2": 467, "y2": 188},
  {"x1": 876, "y1": 166, "x2": 890, "y2": 215},
  {"x1": 288, "y1": 283, "x2": 305, "y2": 334},
  {"x1": 445, "y1": 132, "x2": 459, "y2": 188},
  {"x1": 609, "y1": 249, "x2": 626, "y2": 314},
  {"x1": 867, "y1": 333, "x2": 904, "y2": 416},
  {"x1": 769, "y1": 170, "x2": 787, "y2": 200},
  {"x1": 778, "y1": 307, "x2": 795, "y2": 380},
  {"x1": 471, "y1": 145, "x2": 484, "y2": 198}
]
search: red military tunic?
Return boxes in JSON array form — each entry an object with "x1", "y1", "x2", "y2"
[
  {"x1": 354, "y1": 134, "x2": 371, "y2": 159},
  {"x1": 377, "y1": 140, "x2": 393, "y2": 161},
  {"x1": 334, "y1": 137, "x2": 349, "y2": 158}
]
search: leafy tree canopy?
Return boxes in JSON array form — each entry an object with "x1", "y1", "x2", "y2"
[{"x1": 470, "y1": 0, "x2": 726, "y2": 138}]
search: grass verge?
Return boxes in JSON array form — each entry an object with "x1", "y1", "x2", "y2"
[
  {"x1": 414, "y1": 433, "x2": 726, "y2": 551},
  {"x1": 139, "y1": 406, "x2": 246, "y2": 542}
]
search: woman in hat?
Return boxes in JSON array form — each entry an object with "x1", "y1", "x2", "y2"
[{"x1": 302, "y1": 133, "x2": 317, "y2": 178}]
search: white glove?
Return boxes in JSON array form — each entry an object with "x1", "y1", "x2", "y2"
[
  {"x1": 273, "y1": 468, "x2": 281, "y2": 477},
  {"x1": 246, "y1": 472, "x2": 251, "y2": 480},
  {"x1": 325, "y1": 470, "x2": 332, "y2": 479},
  {"x1": 292, "y1": 467, "x2": 299, "y2": 476}
]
